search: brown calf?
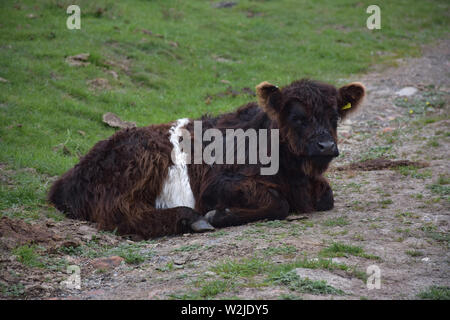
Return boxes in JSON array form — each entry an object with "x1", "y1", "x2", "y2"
[{"x1": 48, "y1": 79, "x2": 365, "y2": 239}]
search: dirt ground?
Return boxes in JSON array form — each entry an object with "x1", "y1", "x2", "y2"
[{"x1": 1, "y1": 40, "x2": 449, "y2": 300}]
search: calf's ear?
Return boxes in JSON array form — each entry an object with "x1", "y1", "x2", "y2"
[
  {"x1": 256, "y1": 81, "x2": 283, "y2": 120},
  {"x1": 337, "y1": 82, "x2": 365, "y2": 119}
]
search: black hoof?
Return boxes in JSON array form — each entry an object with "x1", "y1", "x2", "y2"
[
  {"x1": 315, "y1": 187, "x2": 334, "y2": 211},
  {"x1": 190, "y1": 219, "x2": 215, "y2": 233},
  {"x1": 205, "y1": 210, "x2": 218, "y2": 223}
]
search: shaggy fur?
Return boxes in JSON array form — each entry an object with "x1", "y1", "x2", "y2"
[{"x1": 48, "y1": 78, "x2": 365, "y2": 239}]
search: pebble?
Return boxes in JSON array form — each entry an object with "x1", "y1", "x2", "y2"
[
  {"x1": 91, "y1": 256, "x2": 125, "y2": 270},
  {"x1": 395, "y1": 87, "x2": 418, "y2": 96}
]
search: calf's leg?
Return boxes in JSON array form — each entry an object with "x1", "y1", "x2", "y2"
[
  {"x1": 199, "y1": 176, "x2": 289, "y2": 228},
  {"x1": 311, "y1": 176, "x2": 334, "y2": 211},
  {"x1": 99, "y1": 204, "x2": 214, "y2": 239}
]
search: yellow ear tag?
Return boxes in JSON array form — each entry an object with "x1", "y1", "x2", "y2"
[{"x1": 341, "y1": 103, "x2": 352, "y2": 110}]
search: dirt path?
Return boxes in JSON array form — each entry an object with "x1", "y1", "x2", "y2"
[{"x1": 1, "y1": 40, "x2": 449, "y2": 300}]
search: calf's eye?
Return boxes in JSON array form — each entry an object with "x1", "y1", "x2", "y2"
[
  {"x1": 292, "y1": 116, "x2": 306, "y2": 125},
  {"x1": 331, "y1": 116, "x2": 339, "y2": 125}
]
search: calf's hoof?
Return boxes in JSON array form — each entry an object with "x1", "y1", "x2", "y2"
[
  {"x1": 205, "y1": 208, "x2": 232, "y2": 227},
  {"x1": 315, "y1": 187, "x2": 334, "y2": 211},
  {"x1": 190, "y1": 219, "x2": 215, "y2": 233}
]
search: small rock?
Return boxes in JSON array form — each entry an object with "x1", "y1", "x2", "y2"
[
  {"x1": 51, "y1": 234, "x2": 63, "y2": 241},
  {"x1": 395, "y1": 87, "x2": 418, "y2": 97},
  {"x1": 81, "y1": 234, "x2": 93, "y2": 241},
  {"x1": 241, "y1": 87, "x2": 256, "y2": 96},
  {"x1": 331, "y1": 257, "x2": 345, "y2": 264},
  {"x1": 212, "y1": 2, "x2": 237, "y2": 9},
  {"x1": 102, "y1": 112, "x2": 136, "y2": 129},
  {"x1": 421, "y1": 257, "x2": 430, "y2": 262},
  {"x1": 61, "y1": 240, "x2": 80, "y2": 248},
  {"x1": 286, "y1": 215, "x2": 308, "y2": 221},
  {"x1": 87, "y1": 78, "x2": 111, "y2": 91},
  {"x1": 140, "y1": 29, "x2": 164, "y2": 38},
  {"x1": 0, "y1": 77, "x2": 9, "y2": 83},
  {"x1": 78, "y1": 225, "x2": 94, "y2": 233},
  {"x1": 85, "y1": 289, "x2": 106, "y2": 297},
  {"x1": 387, "y1": 115, "x2": 400, "y2": 121},
  {"x1": 52, "y1": 143, "x2": 72, "y2": 155},
  {"x1": 403, "y1": 237, "x2": 427, "y2": 249},
  {"x1": 46, "y1": 221, "x2": 56, "y2": 228},
  {"x1": 341, "y1": 119, "x2": 354, "y2": 125},
  {"x1": 91, "y1": 256, "x2": 124, "y2": 270},
  {"x1": 295, "y1": 268, "x2": 356, "y2": 291},
  {"x1": 106, "y1": 70, "x2": 119, "y2": 80},
  {"x1": 339, "y1": 131, "x2": 352, "y2": 139},
  {"x1": 216, "y1": 57, "x2": 232, "y2": 63},
  {"x1": 65, "y1": 53, "x2": 90, "y2": 67},
  {"x1": 173, "y1": 258, "x2": 187, "y2": 265}
]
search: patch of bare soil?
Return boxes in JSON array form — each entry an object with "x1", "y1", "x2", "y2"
[
  {"x1": 1, "y1": 40, "x2": 449, "y2": 300},
  {"x1": 0, "y1": 217, "x2": 56, "y2": 250},
  {"x1": 336, "y1": 158, "x2": 429, "y2": 171}
]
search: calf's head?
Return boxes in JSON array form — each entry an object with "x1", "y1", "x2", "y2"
[{"x1": 256, "y1": 79, "x2": 365, "y2": 165}]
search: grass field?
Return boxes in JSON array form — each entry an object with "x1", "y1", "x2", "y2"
[
  {"x1": 0, "y1": 0, "x2": 449, "y2": 300},
  {"x1": 0, "y1": 1, "x2": 447, "y2": 212}
]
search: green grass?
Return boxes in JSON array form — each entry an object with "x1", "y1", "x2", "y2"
[
  {"x1": 427, "y1": 184, "x2": 450, "y2": 196},
  {"x1": 418, "y1": 286, "x2": 450, "y2": 300},
  {"x1": 207, "y1": 230, "x2": 229, "y2": 238},
  {"x1": 0, "y1": 283, "x2": 25, "y2": 298},
  {"x1": 420, "y1": 224, "x2": 450, "y2": 244},
  {"x1": 12, "y1": 244, "x2": 45, "y2": 268},
  {"x1": 197, "y1": 279, "x2": 233, "y2": 299},
  {"x1": 379, "y1": 198, "x2": 393, "y2": 208},
  {"x1": 77, "y1": 239, "x2": 155, "y2": 264},
  {"x1": 214, "y1": 255, "x2": 366, "y2": 282},
  {"x1": 270, "y1": 270, "x2": 345, "y2": 295},
  {"x1": 169, "y1": 278, "x2": 237, "y2": 300},
  {"x1": 261, "y1": 244, "x2": 297, "y2": 257},
  {"x1": 359, "y1": 145, "x2": 393, "y2": 161},
  {"x1": 405, "y1": 250, "x2": 424, "y2": 257},
  {"x1": 171, "y1": 254, "x2": 367, "y2": 298},
  {"x1": 173, "y1": 244, "x2": 202, "y2": 252},
  {"x1": 395, "y1": 88, "x2": 447, "y2": 116},
  {"x1": 395, "y1": 165, "x2": 432, "y2": 179},
  {"x1": 437, "y1": 175, "x2": 450, "y2": 186},
  {"x1": 319, "y1": 242, "x2": 380, "y2": 260},
  {"x1": 322, "y1": 216, "x2": 350, "y2": 227},
  {"x1": 427, "y1": 179, "x2": 450, "y2": 203},
  {"x1": 108, "y1": 242, "x2": 154, "y2": 264},
  {"x1": 11, "y1": 243, "x2": 68, "y2": 271},
  {"x1": 212, "y1": 257, "x2": 272, "y2": 279},
  {"x1": 0, "y1": 0, "x2": 449, "y2": 223},
  {"x1": 0, "y1": 0, "x2": 448, "y2": 180}
]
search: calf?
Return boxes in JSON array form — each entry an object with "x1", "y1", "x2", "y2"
[{"x1": 48, "y1": 79, "x2": 365, "y2": 239}]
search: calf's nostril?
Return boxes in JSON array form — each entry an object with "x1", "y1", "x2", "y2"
[{"x1": 317, "y1": 141, "x2": 335, "y2": 152}]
